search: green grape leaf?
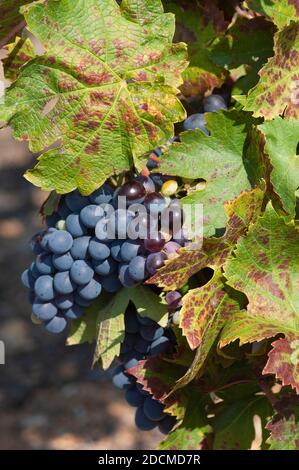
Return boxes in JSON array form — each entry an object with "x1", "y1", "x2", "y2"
[
  {"x1": 248, "y1": 0, "x2": 299, "y2": 30},
  {"x1": 259, "y1": 117, "x2": 299, "y2": 217},
  {"x1": 263, "y1": 337, "x2": 299, "y2": 394},
  {"x1": 158, "y1": 396, "x2": 212, "y2": 450},
  {"x1": 67, "y1": 294, "x2": 109, "y2": 346},
  {"x1": 165, "y1": 0, "x2": 227, "y2": 97},
  {"x1": 212, "y1": 395, "x2": 272, "y2": 450},
  {"x1": 266, "y1": 413, "x2": 299, "y2": 450},
  {"x1": 239, "y1": 22, "x2": 299, "y2": 120},
  {"x1": 0, "y1": 1, "x2": 30, "y2": 46},
  {"x1": 210, "y1": 17, "x2": 275, "y2": 95},
  {"x1": 93, "y1": 289, "x2": 129, "y2": 370},
  {"x1": 129, "y1": 357, "x2": 189, "y2": 419},
  {"x1": 92, "y1": 285, "x2": 168, "y2": 369},
  {"x1": 3, "y1": 35, "x2": 35, "y2": 82},
  {"x1": 148, "y1": 188, "x2": 264, "y2": 290},
  {"x1": 128, "y1": 285, "x2": 168, "y2": 326},
  {"x1": 168, "y1": 273, "x2": 241, "y2": 394},
  {"x1": 0, "y1": 0, "x2": 187, "y2": 195},
  {"x1": 156, "y1": 111, "x2": 252, "y2": 236}
]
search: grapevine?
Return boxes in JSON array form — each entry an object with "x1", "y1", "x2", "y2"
[{"x1": 1, "y1": 0, "x2": 299, "y2": 451}]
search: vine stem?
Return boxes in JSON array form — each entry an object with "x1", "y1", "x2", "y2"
[{"x1": 0, "y1": 20, "x2": 26, "y2": 49}]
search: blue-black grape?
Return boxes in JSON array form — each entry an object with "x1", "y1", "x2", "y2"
[
  {"x1": 120, "y1": 240, "x2": 142, "y2": 262},
  {"x1": 140, "y1": 324, "x2": 164, "y2": 342},
  {"x1": 80, "y1": 204, "x2": 104, "y2": 228},
  {"x1": 65, "y1": 304, "x2": 84, "y2": 319},
  {"x1": 110, "y1": 240, "x2": 123, "y2": 262},
  {"x1": 52, "y1": 252, "x2": 74, "y2": 271},
  {"x1": 35, "y1": 253, "x2": 54, "y2": 275},
  {"x1": 119, "y1": 263, "x2": 139, "y2": 288},
  {"x1": 125, "y1": 387, "x2": 145, "y2": 407},
  {"x1": 48, "y1": 230, "x2": 73, "y2": 254},
  {"x1": 150, "y1": 336, "x2": 170, "y2": 356},
  {"x1": 66, "y1": 213, "x2": 87, "y2": 238},
  {"x1": 112, "y1": 366, "x2": 134, "y2": 389},
  {"x1": 158, "y1": 415, "x2": 177, "y2": 434},
  {"x1": 32, "y1": 300, "x2": 57, "y2": 320},
  {"x1": 34, "y1": 275, "x2": 54, "y2": 301},
  {"x1": 183, "y1": 113, "x2": 209, "y2": 134},
  {"x1": 128, "y1": 256, "x2": 146, "y2": 282},
  {"x1": 135, "y1": 407, "x2": 156, "y2": 431},
  {"x1": 55, "y1": 294, "x2": 74, "y2": 310},
  {"x1": 71, "y1": 236, "x2": 91, "y2": 260},
  {"x1": 77, "y1": 278, "x2": 102, "y2": 300},
  {"x1": 21, "y1": 268, "x2": 35, "y2": 290},
  {"x1": 45, "y1": 315, "x2": 67, "y2": 334},
  {"x1": 53, "y1": 271, "x2": 75, "y2": 294},
  {"x1": 143, "y1": 396, "x2": 165, "y2": 421},
  {"x1": 92, "y1": 257, "x2": 117, "y2": 276},
  {"x1": 65, "y1": 190, "x2": 87, "y2": 212},
  {"x1": 89, "y1": 183, "x2": 113, "y2": 205},
  {"x1": 70, "y1": 260, "x2": 94, "y2": 285},
  {"x1": 88, "y1": 237, "x2": 110, "y2": 261},
  {"x1": 203, "y1": 94, "x2": 227, "y2": 113}
]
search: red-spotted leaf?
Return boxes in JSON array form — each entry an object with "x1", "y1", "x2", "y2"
[
  {"x1": 258, "y1": 117, "x2": 299, "y2": 217},
  {"x1": 248, "y1": 0, "x2": 299, "y2": 30},
  {"x1": 129, "y1": 357, "x2": 189, "y2": 419},
  {"x1": 263, "y1": 337, "x2": 299, "y2": 394},
  {"x1": 0, "y1": 0, "x2": 187, "y2": 194},
  {"x1": 168, "y1": 273, "x2": 241, "y2": 395},
  {"x1": 266, "y1": 413, "x2": 299, "y2": 450},
  {"x1": 148, "y1": 188, "x2": 264, "y2": 290},
  {"x1": 165, "y1": 0, "x2": 227, "y2": 97},
  {"x1": 220, "y1": 205, "x2": 299, "y2": 381},
  {"x1": 180, "y1": 270, "x2": 237, "y2": 350},
  {"x1": 239, "y1": 22, "x2": 299, "y2": 120},
  {"x1": 155, "y1": 112, "x2": 252, "y2": 237}
]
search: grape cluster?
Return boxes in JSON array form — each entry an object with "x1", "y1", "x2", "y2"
[
  {"x1": 111, "y1": 306, "x2": 177, "y2": 433},
  {"x1": 183, "y1": 93, "x2": 228, "y2": 134},
  {"x1": 21, "y1": 174, "x2": 188, "y2": 334}
]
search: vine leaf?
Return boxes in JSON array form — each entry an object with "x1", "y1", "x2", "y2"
[
  {"x1": 180, "y1": 270, "x2": 237, "y2": 351},
  {"x1": 263, "y1": 337, "x2": 299, "y2": 394},
  {"x1": 221, "y1": 204, "x2": 299, "y2": 391},
  {"x1": 239, "y1": 22, "x2": 299, "y2": 120},
  {"x1": 258, "y1": 117, "x2": 299, "y2": 217},
  {"x1": 129, "y1": 357, "x2": 189, "y2": 419},
  {"x1": 2, "y1": 36, "x2": 35, "y2": 82},
  {"x1": 148, "y1": 188, "x2": 264, "y2": 290},
  {"x1": 212, "y1": 395, "x2": 272, "y2": 450},
  {"x1": 210, "y1": 17, "x2": 275, "y2": 95},
  {"x1": 167, "y1": 272, "x2": 241, "y2": 395},
  {"x1": 248, "y1": 0, "x2": 299, "y2": 30},
  {"x1": 165, "y1": 0, "x2": 227, "y2": 97},
  {"x1": 155, "y1": 111, "x2": 252, "y2": 236},
  {"x1": 266, "y1": 413, "x2": 299, "y2": 450},
  {"x1": 0, "y1": 1, "x2": 30, "y2": 46},
  {"x1": 0, "y1": 0, "x2": 187, "y2": 195},
  {"x1": 93, "y1": 285, "x2": 168, "y2": 369},
  {"x1": 158, "y1": 395, "x2": 212, "y2": 450}
]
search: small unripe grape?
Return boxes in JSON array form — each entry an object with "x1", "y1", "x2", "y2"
[
  {"x1": 172, "y1": 310, "x2": 181, "y2": 325},
  {"x1": 161, "y1": 180, "x2": 178, "y2": 197},
  {"x1": 56, "y1": 219, "x2": 67, "y2": 230}
]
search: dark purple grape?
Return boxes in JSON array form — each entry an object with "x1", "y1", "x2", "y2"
[
  {"x1": 146, "y1": 252, "x2": 166, "y2": 275},
  {"x1": 144, "y1": 233, "x2": 165, "y2": 253},
  {"x1": 165, "y1": 291, "x2": 182, "y2": 310},
  {"x1": 135, "y1": 407, "x2": 156, "y2": 431},
  {"x1": 144, "y1": 192, "x2": 167, "y2": 215},
  {"x1": 118, "y1": 181, "x2": 146, "y2": 204},
  {"x1": 125, "y1": 387, "x2": 145, "y2": 407},
  {"x1": 158, "y1": 415, "x2": 177, "y2": 434},
  {"x1": 134, "y1": 176, "x2": 155, "y2": 194},
  {"x1": 143, "y1": 396, "x2": 165, "y2": 421},
  {"x1": 163, "y1": 241, "x2": 181, "y2": 259}
]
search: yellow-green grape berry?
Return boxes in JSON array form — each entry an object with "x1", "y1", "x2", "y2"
[
  {"x1": 161, "y1": 180, "x2": 178, "y2": 197},
  {"x1": 56, "y1": 219, "x2": 67, "y2": 230},
  {"x1": 172, "y1": 310, "x2": 181, "y2": 325},
  {"x1": 31, "y1": 313, "x2": 43, "y2": 325}
]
